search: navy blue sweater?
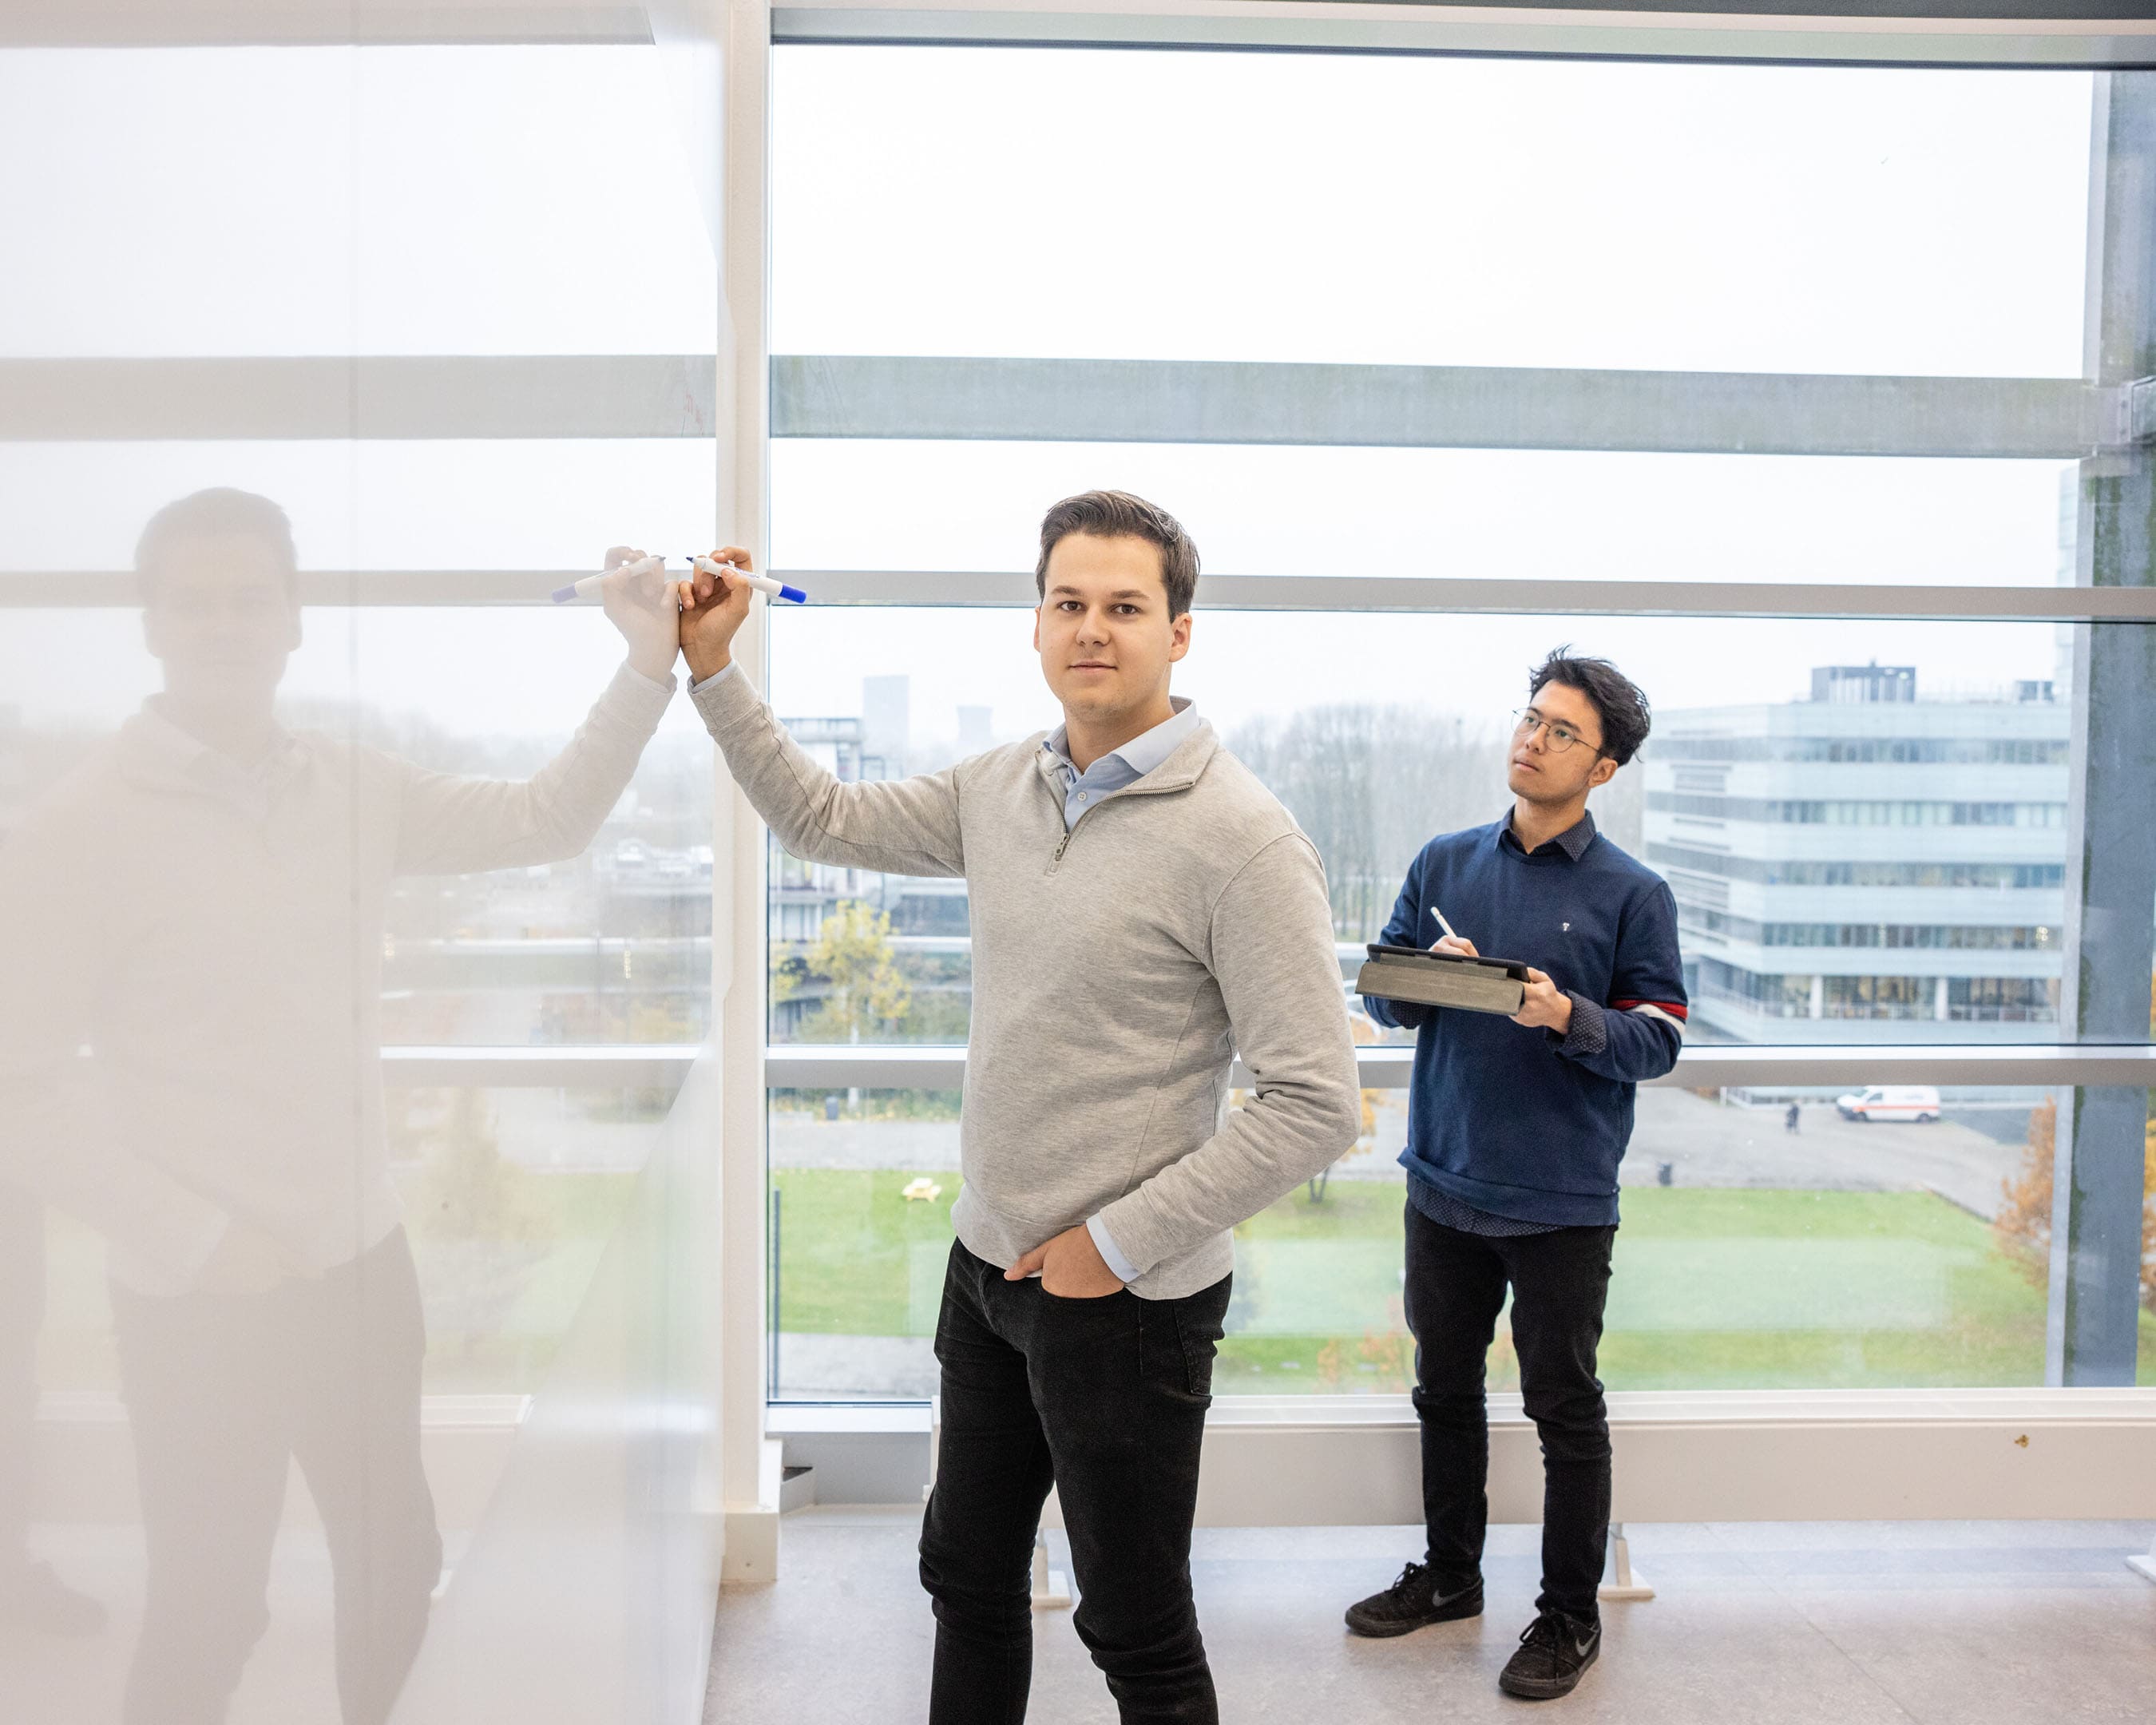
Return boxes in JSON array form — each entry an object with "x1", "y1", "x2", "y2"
[{"x1": 1363, "y1": 811, "x2": 1686, "y2": 1227}]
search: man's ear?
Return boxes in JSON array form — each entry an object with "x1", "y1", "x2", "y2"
[
  {"x1": 1589, "y1": 755, "x2": 1619, "y2": 791},
  {"x1": 1167, "y1": 610, "x2": 1193, "y2": 664},
  {"x1": 1031, "y1": 604, "x2": 1043, "y2": 653}
]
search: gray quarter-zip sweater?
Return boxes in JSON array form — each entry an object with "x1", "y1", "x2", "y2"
[
  {"x1": 692, "y1": 669, "x2": 1361, "y2": 1299},
  {"x1": 0, "y1": 664, "x2": 676, "y2": 1295}
]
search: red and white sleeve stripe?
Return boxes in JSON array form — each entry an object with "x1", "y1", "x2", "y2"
[{"x1": 1611, "y1": 998, "x2": 1688, "y2": 1037}]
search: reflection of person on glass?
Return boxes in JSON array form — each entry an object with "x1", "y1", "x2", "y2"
[
  {"x1": 1343, "y1": 651, "x2": 1685, "y2": 1703},
  {"x1": 679, "y1": 492, "x2": 1361, "y2": 1724},
  {"x1": 0, "y1": 1184, "x2": 105, "y2": 1638},
  {"x1": 0, "y1": 489, "x2": 684, "y2": 1724}
]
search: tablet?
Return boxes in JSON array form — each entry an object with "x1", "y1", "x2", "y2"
[{"x1": 1357, "y1": 943, "x2": 1530, "y2": 1015}]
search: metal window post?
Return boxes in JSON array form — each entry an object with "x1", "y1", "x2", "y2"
[
  {"x1": 1599, "y1": 1522, "x2": 1655, "y2": 1604},
  {"x1": 672, "y1": 0, "x2": 786, "y2": 1584},
  {"x1": 2052, "y1": 72, "x2": 2156, "y2": 1390}
]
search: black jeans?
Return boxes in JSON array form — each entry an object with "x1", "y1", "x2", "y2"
[
  {"x1": 1402, "y1": 1201, "x2": 1615, "y2": 1623},
  {"x1": 919, "y1": 1241, "x2": 1231, "y2": 1725},
  {"x1": 109, "y1": 1227, "x2": 442, "y2": 1725}
]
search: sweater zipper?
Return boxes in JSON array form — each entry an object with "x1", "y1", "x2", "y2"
[{"x1": 1044, "y1": 777, "x2": 1188, "y2": 874}]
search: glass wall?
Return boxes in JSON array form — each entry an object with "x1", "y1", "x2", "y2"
[
  {"x1": 773, "y1": 439, "x2": 2077, "y2": 590},
  {"x1": 1, "y1": 40, "x2": 717, "y2": 1725},
  {"x1": 755, "y1": 601, "x2": 2156, "y2": 1399},
  {"x1": 765, "y1": 46, "x2": 2156, "y2": 1404},
  {"x1": 772, "y1": 49, "x2": 2090, "y2": 375},
  {"x1": 1204, "y1": 1085, "x2": 2127, "y2": 1396},
  {"x1": 764, "y1": 1070, "x2": 2154, "y2": 1399},
  {"x1": 767, "y1": 1089, "x2": 961, "y2": 1401},
  {"x1": 2, "y1": 606, "x2": 717, "y2": 1049},
  {"x1": 762, "y1": 606, "x2": 2127, "y2": 1050}
]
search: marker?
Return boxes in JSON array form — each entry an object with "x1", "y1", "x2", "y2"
[
  {"x1": 550, "y1": 552, "x2": 664, "y2": 605},
  {"x1": 1429, "y1": 905, "x2": 1460, "y2": 942},
  {"x1": 548, "y1": 554, "x2": 810, "y2": 605},
  {"x1": 689, "y1": 554, "x2": 807, "y2": 605}
]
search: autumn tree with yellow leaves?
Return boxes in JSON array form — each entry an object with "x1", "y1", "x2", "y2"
[
  {"x1": 795, "y1": 899, "x2": 914, "y2": 1044},
  {"x1": 1994, "y1": 1094, "x2": 2156, "y2": 1313}
]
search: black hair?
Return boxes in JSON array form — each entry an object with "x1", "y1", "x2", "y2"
[{"x1": 1528, "y1": 646, "x2": 1651, "y2": 767}]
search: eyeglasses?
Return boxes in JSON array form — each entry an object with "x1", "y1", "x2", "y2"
[{"x1": 1512, "y1": 707, "x2": 1600, "y2": 755}]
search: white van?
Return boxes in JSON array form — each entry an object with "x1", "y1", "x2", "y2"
[{"x1": 1835, "y1": 1085, "x2": 1941, "y2": 1124}]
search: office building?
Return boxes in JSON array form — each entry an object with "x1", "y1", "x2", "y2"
[{"x1": 1647, "y1": 666, "x2": 2071, "y2": 1042}]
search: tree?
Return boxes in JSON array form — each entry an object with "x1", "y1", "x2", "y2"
[
  {"x1": 770, "y1": 943, "x2": 805, "y2": 1011},
  {"x1": 1994, "y1": 1093, "x2": 2156, "y2": 1314},
  {"x1": 1231, "y1": 704, "x2": 1512, "y2": 942},
  {"x1": 798, "y1": 899, "x2": 913, "y2": 1044},
  {"x1": 410, "y1": 1087, "x2": 551, "y2": 1245},
  {"x1": 1992, "y1": 1096, "x2": 2055, "y2": 1285}
]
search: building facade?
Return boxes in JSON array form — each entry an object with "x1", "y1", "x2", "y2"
[
  {"x1": 765, "y1": 697, "x2": 971, "y2": 1040},
  {"x1": 1645, "y1": 666, "x2": 2069, "y2": 1044}
]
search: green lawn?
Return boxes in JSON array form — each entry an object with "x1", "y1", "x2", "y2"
[
  {"x1": 771, "y1": 1167, "x2": 968, "y2": 1337},
  {"x1": 771, "y1": 1168, "x2": 2156, "y2": 1392},
  {"x1": 35, "y1": 1167, "x2": 2153, "y2": 1402}
]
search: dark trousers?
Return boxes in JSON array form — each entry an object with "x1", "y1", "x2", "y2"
[
  {"x1": 0, "y1": 1184, "x2": 42, "y2": 1568},
  {"x1": 919, "y1": 1242, "x2": 1231, "y2": 1725},
  {"x1": 110, "y1": 1227, "x2": 442, "y2": 1725},
  {"x1": 1402, "y1": 1202, "x2": 1615, "y2": 1623}
]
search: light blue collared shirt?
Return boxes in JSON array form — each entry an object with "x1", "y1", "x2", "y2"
[
  {"x1": 1040, "y1": 697, "x2": 1202, "y2": 831},
  {"x1": 1040, "y1": 699, "x2": 1203, "y2": 1285}
]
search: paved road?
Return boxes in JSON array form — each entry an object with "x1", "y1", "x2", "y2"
[
  {"x1": 1621, "y1": 1090, "x2": 2033, "y2": 1219},
  {"x1": 774, "y1": 1333, "x2": 937, "y2": 1401},
  {"x1": 770, "y1": 1089, "x2": 2038, "y2": 1221}
]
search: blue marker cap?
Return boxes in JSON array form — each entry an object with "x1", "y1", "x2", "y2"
[
  {"x1": 778, "y1": 583, "x2": 808, "y2": 604},
  {"x1": 549, "y1": 583, "x2": 581, "y2": 604}
]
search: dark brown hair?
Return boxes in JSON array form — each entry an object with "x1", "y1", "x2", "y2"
[
  {"x1": 135, "y1": 487, "x2": 299, "y2": 607},
  {"x1": 1034, "y1": 490, "x2": 1199, "y2": 619},
  {"x1": 1528, "y1": 646, "x2": 1652, "y2": 767}
]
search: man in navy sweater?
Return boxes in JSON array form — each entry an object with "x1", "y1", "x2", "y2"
[{"x1": 1343, "y1": 648, "x2": 1685, "y2": 1702}]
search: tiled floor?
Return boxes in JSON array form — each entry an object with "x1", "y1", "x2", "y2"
[{"x1": 706, "y1": 1511, "x2": 2156, "y2": 1723}]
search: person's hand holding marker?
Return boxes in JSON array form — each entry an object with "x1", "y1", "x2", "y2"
[
  {"x1": 1428, "y1": 904, "x2": 1572, "y2": 1036},
  {"x1": 583, "y1": 546, "x2": 688, "y2": 683},
  {"x1": 547, "y1": 547, "x2": 686, "y2": 681},
  {"x1": 678, "y1": 545, "x2": 762, "y2": 684},
  {"x1": 686, "y1": 552, "x2": 806, "y2": 608},
  {"x1": 551, "y1": 548, "x2": 807, "y2": 685}
]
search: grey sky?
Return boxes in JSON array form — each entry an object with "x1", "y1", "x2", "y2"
[{"x1": 772, "y1": 48, "x2": 2090, "y2": 378}]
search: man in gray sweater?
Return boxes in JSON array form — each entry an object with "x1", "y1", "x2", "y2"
[
  {"x1": 679, "y1": 490, "x2": 1360, "y2": 1724},
  {"x1": 0, "y1": 488, "x2": 685, "y2": 1724}
]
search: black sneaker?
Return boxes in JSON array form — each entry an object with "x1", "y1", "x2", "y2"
[
  {"x1": 1343, "y1": 1560, "x2": 1484, "y2": 1637},
  {"x1": 1498, "y1": 1609, "x2": 1599, "y2": 1699}
]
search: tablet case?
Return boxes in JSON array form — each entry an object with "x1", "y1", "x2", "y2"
[{"x1": 1354, "y1": 942, "x2": 1529, "y2": 1016}]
